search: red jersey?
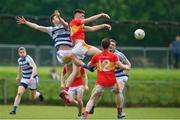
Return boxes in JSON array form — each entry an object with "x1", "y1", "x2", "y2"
[
  {"x1": 89, "y1": 51, "x2": 119, "y2": 87},
  {"x1": 63, "y1": 65, "x2": 86, "y2": 87},
  {"x1": 70, "y1": 18, "x2": 85, "y2": 41}
]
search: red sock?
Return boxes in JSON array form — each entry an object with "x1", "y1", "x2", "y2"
[
  {"x1": 83, "y1": 111, "x2": 89, "y2": 117},
  {"x1": 117, "y1": 107, "x2": 122, "y2": 114},
  {"x1": 64, "y1": 87, "x2": 69, "y2": 91}
]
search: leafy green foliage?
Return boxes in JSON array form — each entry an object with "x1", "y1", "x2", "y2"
[{"x1": 0, "y1": 0, "x2": 180, "y2": 46}]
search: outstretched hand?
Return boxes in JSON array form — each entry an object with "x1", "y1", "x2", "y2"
[
  {"x1": 101, "y1": 13, "x2": 110, "y2": 19},
  {"x1": 104, "y1": 24, "x2": 112, "y2": 31},
  {"x1": 16, "y1": 16, "x2": 27, "y2": 24}
]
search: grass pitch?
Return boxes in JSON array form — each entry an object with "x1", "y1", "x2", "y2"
[{"x1": 0, "y1": 105, "x2": 180, "y2": 119}]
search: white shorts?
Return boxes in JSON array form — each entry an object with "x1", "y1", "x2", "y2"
[
  {"x1": 56, "y1": 50, "x2": 72, "y2": 64},
  {"x1": 72, "y1": 42, "x2": 91, "y2": 60},
  {"x1": 116, "y1": 76, "x2": 128, "y2": 83},
  {"x1": 21, "y1": 76, "x2": 39, "y2": 90},
  {"x1": 116, "y1": 76, "x2": 128, "y2": 93},
  {"x1": 68, "y1": 85, "x2": 84, "y2": 95}
]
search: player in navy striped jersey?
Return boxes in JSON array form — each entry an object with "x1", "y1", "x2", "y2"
[
  {"x1": 16, "y1": 11, "x2": 80, "y2": 65},
  {"x1": 9, "y1": 47, "x2": 43, "y2": 115},
  {"x1": 109, "y1": 39, "x2": 131, "y2": 118}
]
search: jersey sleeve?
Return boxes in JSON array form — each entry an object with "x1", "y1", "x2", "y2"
[
  {"x1": 26, "y1": 55, "x2": 35, "y2": 66},
  {"x1": 119, "y1": 53, "x2": 127, "y2": 62},
  {"x1": 115, "y1": 50, "x2": 127, "y2": 63},
  {"x1": 47, "y1": 26, "x2": 53, "y2": 36},
  {"x1": 17, "y1": 58, "x2": 20, "y2": 65}
]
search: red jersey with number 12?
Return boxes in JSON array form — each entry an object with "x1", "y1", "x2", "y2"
[{"x1": 89, "y1": 51, "x2": 119, "y2": 87}]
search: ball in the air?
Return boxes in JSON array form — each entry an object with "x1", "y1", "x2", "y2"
[{"x1": 134, "y1": 29, "x2": 145, "y2": 40}]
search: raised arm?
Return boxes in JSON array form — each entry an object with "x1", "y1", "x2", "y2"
[
  {"x1": 16, "y1": 16, "x2": 49, "y2": 33},
  {"x1": 54, "y1": 10, "x2": 68, "y2": 27},
  {"x1": 82, "y1": 13, "x2": 110, "y2": 24},
  {"x1": 85, "y1": 24, "x2": 111, "y2": 32}
]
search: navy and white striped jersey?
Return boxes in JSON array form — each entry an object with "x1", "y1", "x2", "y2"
[
  {"x1": 114, "y1": 50, "x2": 127, "y2": 78},
  {"x1": 47, "y1": 25, "x2": 72, "y2": 48},
  {"x1": 18, "y1": 55, "x2": 37, "y2": 79}
]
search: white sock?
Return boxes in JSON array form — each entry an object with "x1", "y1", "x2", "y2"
[{"x1": 35, "y1": 91, "x2": 40, "y2": 98}]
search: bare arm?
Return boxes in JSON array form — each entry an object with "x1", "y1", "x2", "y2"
[
  {"x1": 85, "y1": 24, "x2": 111, "y2": 32},
  {"x1": 87, "y1": 61, "x2": 96, "y2": 68},
  {"x1": 30, "y1": 63, "x2": 37, "y2": 80},
  {"x1": 116, "y1": 61, "x2": 130, "y2": 70},
  {"x1": 124, "y1": 59, "x2": 131, "y2": 75},
  {"x1": 16, "y1": 16, "x2": 49, "y2": 33},
  {"x1": 16, "y1": 66, "x2": 21, "y2": 84},
  {"x1": 82, "y1": 13, "x2": 110, "y2": 24},
  {"x1": 54, "y1": 10, "x2": 68, "y2": 27}
]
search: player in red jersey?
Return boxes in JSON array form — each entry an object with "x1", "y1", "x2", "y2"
[
  {"x1": 60, "y1": 64, "x2": 88, "y2": 116},
  {"x1": 80, "y1": 38, "x2": 130, "y2": 119},
  {"x1": 60, "y1": 9, "x2": 111, "y2": 102}
]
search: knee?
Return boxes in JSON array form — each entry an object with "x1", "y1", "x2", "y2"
[{"x1": 17, "y1": 92, "x2": 23, "y2": 97}]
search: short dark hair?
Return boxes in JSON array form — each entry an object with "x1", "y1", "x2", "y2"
[
  {"x1": 74, "y1": 9, "x2": 85, "y2": 15},
  {"x1": 110, "y1": 39, "x2": 117, "y2": 45},
  {"x1": 50, "y1": 13, "x2": 56, "y2": 23},
  {"x1": 101, "y1": 38, "x2": 111, "y2": 50}
]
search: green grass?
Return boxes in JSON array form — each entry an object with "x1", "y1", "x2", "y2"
[
  {"x1": 0, "y1": 105, "x2": 180, "y2": 119},
  {"x1": 0, "y1": 66, "x2": 180, "y2": 81},
  {"x1": 1, "y1": 66, "x2": 180, "y2": 107}
]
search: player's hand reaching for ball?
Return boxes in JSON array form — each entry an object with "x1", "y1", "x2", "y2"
[
  {"x1": 104, "y1": 24, "x2": 112, "y2": 31},
  {"x1": 16, "y1": 16, "x2": 27, "y2": 24},
  {"x1": 101, "y1": 13, "x2": 110, "y2": 19}
]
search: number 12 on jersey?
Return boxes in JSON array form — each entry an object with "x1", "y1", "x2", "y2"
[{"x1": 98, "y1": 59, "x2": 111, "y2": 71}]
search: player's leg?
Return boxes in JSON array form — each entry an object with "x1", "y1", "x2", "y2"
[
  {"x1": 86, "y1": 46, "x2": 101, "y2": 56},
  {"x1": 89, "y1": 84, "x2": 102, "y2": 114},
  {"x1": 59, "y1": 63, "x2": 79, "y2": 104},
  {"x1": 68, "y1": 88, "x2": 78, "y2": 105},
  {"x1": 9, "y1": 83, "x2": 27, "y2": 114},
  {"x1": 29, "y1": 76, "x2": 43, "y2": 101},
  {"x1": 76, "y1": 86, "x2": 84, "y2": 116},
  {"x1": 81, "y1": 85, "x2": 103, "y2": 119},
  {"x1": 114, "y1": 80, "x2": 126, "y2": 119},
  {"x1": 57, "y1": 50, "x2": 93, "y2": 72},
  {"x1": 89, "y1": 94, "x2": 101, "y2": 114}
]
